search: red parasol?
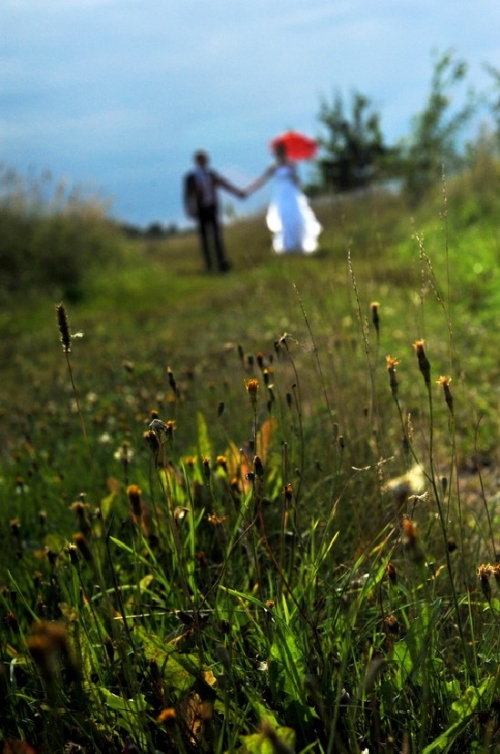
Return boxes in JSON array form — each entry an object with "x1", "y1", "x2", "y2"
[{"x1": 269, "y1": 130, "x2": 318, "y2": 160}]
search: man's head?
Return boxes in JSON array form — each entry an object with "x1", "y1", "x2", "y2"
[{"x1": 194, "y1": 150, "x2": 209, "y2": 169}]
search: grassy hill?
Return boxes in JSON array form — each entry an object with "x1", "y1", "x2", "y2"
[{"x1": 1, "y1": 157, "x2": 500, "y2": 752}]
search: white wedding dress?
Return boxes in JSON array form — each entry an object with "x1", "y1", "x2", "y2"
[{"x1": 266, "y1": 164, "x2": 322, "y2": 254}]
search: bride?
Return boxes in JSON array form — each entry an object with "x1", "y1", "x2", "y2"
[{"x1": 245, "y1": 142, "x2": 322, "y2": 254}]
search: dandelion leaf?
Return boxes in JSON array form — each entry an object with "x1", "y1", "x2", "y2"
[
  {"x1": 98, "y1": 689, "x2": 148, "y2": 748},
  {"x1": 421, "y1": 678, "x2": 494, "y2": 752},
  {"x1": 135, "y1": 626, "x2": 197, "y2": 692},
  {"x1": 237, "y1": 726, "x2": 295, "y2": 753}
]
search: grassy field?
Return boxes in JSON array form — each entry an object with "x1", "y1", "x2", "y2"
[{"x1": 1, "y1": 157, "x2": 500, "y2": 753}]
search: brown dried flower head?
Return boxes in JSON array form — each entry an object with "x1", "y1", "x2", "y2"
[
  {"x1": 371, "y1": 301, "x2": 380, "y2": 334},
  {"x1": 386, "y1": 562, "x2": 397, "y2": 584},
  {"x1": 206, "y1": 512, "x2": 228, "y2": 525},
  {"x1": 386, "y1": 355, "x2": 400, "y2": 397},
  {"x1": 413, "y1": 339, "x2": 431, "y2": 385},
  {"x1": 491, "y1": 563, "x2": 500, "y2": 585},
  {"x1": 127, "y1": 484, "x2": 143, "y2": 517},
  {"x1": 157, "y1": 707, "x2": 177, "y2": 727},
  {"x1": 165, "y1": 420, "x2": 176, "y2": 440},
  {"x1": 478, "y1": 563, "x2": 492, "y2": 601},
  {"x1": 143, "y1": 429, "x2": 160, "y2": 455},
  {"x1": 202, "y1": 456, "x2": 211, "y2": 480},
  {"x1": 28, "y1": 620, "x2": 79, "y2": 687},
  {"x1": 253, "y1": 455, "x2": 264, "y2": 477},
  {"x1": 437, "y1": 375, "x2": 453, "y2": 413},
  {"x1": 402, "y1": 517, "x2": 418, "y2": 548},
  {"x1": 56, "y1": 302, "x2": 71, "y2": 353},
  {"x1": 73, "y1": 533, "x2": 93, "y2": 563}
]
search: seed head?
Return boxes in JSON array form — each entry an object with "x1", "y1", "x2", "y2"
[
  {"x1": 30, "y1": 620, "x2": 81, "y2": 695},
  {"x1": 10, "y1": 518, "x2": 21, "y2": 538},
  {"x1": 230, "y1": 477, "x2": 241, "y2": 494},
  {"x1": 371, "y1": 301, "x2": 380, "y2": 335},
  {"x1": 143, "y1": 429, "x2": 160, "y2": 456},
  {"x1": 69, "y1": 501, "x2": 92, "y2": 535},
  {"x1": 245, "y1": 378, "x2": 259, "y2": 407},
  {"x1": 384, "y1": 614, "x2": 400, "y2": 635},
  {"x1": 253, "y1": 455, "x2": 264, "y2": 477},
  {"x1": 478, "y1": 564, "x2": 492, "y2": 601},
  {"x1": 202, "y1": 456, "x2": 211, "y2": 480},
  {"x1": 402, "y1": 517, "x2": 418, "y2": 548},
  {"x1": 447, "y1": 538, "x2": 457, "y2": 553},
  {"x1": 386, "y1": 562, "x2": 397, "y2": 584},
  {"x1": 216, "y1": 455, "x2": 228, "y2": 473},
  {"x1": 149, "y1": 418, "x2": 168, "y2": 434},
  {"x1": 127, "y1": 484, "x2": 143, "y2": 518},
  {"x1": 66, "y1": 544, "x2": 79, "y2": 566},
  {"x1": 206, "y1": 511, "x2": 228, "y2": 525},
  {"x1": 237, "y1": 343, "x2": 245, "y2": 365},
  {"x1": 165, "y1": 420, "x2": 176, "y2": 440},
  {"x1": 413, "y1": 340, "x2": 431, "y2": 385},
  {"x1": 56, "y1": 302, "x2": 72, "y2": 353},
  {"x1": 167, "y1": 367, "x2": 178, "y2": 396},
  {"x1": 437, "y1": 375, "x2": 453, "y2": 414},
  {"x1": 401, "y1": 516, "x2": 425, "y2": 563},
  {"x1": 386, "y1": 356, "x2": 400, "y2": 397},
  {"x1": 157, "y1": 707, "x2": 177, "y2": 727},
  {"x1": 73, "y1": 533, "x2": 93, "y2": 563}
]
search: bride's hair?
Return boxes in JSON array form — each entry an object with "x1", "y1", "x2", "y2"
[{"x1": 274, "y1": 142, "x2": 287, "y2": 159}]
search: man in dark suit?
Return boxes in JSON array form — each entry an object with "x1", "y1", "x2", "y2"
[{"x1": 184, "y1": 150, "x2": 245, "y2": 273}]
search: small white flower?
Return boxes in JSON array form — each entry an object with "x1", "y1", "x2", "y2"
[{"x1": 114, "y1": 444, "x2": 134, "y2": 464}]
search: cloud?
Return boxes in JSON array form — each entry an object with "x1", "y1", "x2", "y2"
[
  {"x1": 5, "y1": 0, "x2": 122, "y2": 7},
  {"x1": 3, "y1": 0, "x2": 500, "y2": 225}
]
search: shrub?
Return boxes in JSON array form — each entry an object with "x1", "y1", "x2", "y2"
[{"x1": 0, "y1": 166, "x2": 124, "y2": 301}]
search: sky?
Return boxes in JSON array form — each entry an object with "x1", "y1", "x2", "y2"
[{"x1": 2, "y1": 0, "x2": 500, "y2": 228}]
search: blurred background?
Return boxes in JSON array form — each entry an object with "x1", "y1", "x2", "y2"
[{"x1": 2, "y1": 0, "x2": 500, "y2": 229}]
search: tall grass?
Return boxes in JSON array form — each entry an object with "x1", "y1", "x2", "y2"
[
  {"x1": 0, "y1": 165, "x2": 124, "y2": 301},
  {"x1": 1, "y1": 157, "x2": 500, "y2": 752}
]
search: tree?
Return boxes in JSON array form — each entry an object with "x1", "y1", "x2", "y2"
[
  {"x1": 484, "y1": 63, "x2": 500, "y2": 152},
  {"x1": 316, "y1": 91, "x2": 390, "y2": 192},
  {"x1": 399, "y1": 49, "x2": 475, "y2": 203}
]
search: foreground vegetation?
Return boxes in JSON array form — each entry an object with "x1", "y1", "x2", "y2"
[{"x1": 1, "y1": 154, "x2": 500, "y2": 753}]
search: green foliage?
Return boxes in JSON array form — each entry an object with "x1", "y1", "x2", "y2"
[
  {"x1": 317, "y1": 90, "x2": 390, "y2": 191},
  {"x1": 484, "y1": 63, "x2": 500, "y2": 151},
  {"x1": 2, "y1": 153, "x2": 500, "y2": 752},
  {"x1": 398, "y1": 49, "x2": 475, "y2": 204},
  {"x1": 0, "y1": 165, "x2": 125, "y2": 301}
]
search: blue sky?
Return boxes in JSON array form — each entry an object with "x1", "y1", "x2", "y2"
[{"x1": 2, "y1": 0, "x2": 500, "y2": 227}]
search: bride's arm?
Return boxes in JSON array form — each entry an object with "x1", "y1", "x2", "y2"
[{"x1": 244, "y1": 165, "x2": 275, "y2": 196}]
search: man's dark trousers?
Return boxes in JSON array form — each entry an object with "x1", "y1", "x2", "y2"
[{"x1": 197, "y1": 204, "x2": 230, "y2": 272}]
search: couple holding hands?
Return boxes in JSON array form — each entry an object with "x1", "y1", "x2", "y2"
[{"x1": 183, "y1": 143, "x2": 322, "y2": 273}]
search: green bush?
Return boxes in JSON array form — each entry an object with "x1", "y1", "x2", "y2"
[{"x1": 0, "y1": 167, "x2": 124, "y2": 301}]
